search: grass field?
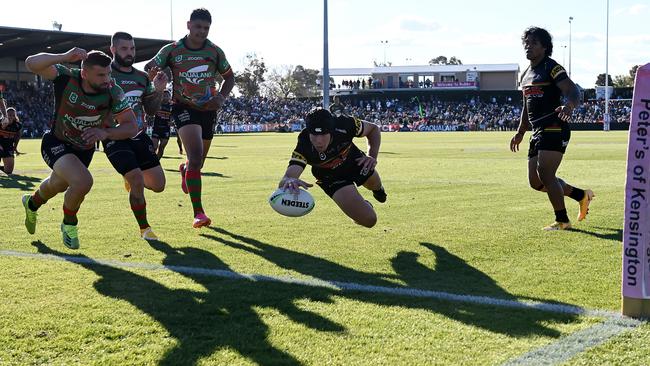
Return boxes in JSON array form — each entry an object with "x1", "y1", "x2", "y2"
[{"x1": 0, "y1": 131, "x2": 647, "y2": 365}]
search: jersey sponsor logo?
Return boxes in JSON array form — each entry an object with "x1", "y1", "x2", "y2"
[
  {"x1": 68, "y1": 92, "x2": 78, "y2": 104},
  {"x1": 524, "y1": 86, "x2": 544, "y2": 97},
  {"x1": 550, "y1": 65, "x2": 566, "y2": 79},
  {"x1": 179, "y1": 65, "x2": 214, "y2": 85},
  {"x1": 124, "y1": 90, "x2": 144, "y2": 108},
  {"x1": 120, "y1": 80, "x2": 138, "y2": 85},
  {"x1": 64, "y1": 114, "x2": 102, "y2": 130},
  {"x1": 186, "y1": 56, "x2": 204, "y2": 61},
  {"x1": 81, "y1": 102, "x2": 97, "y2": 110},
  {"x1": 50, "y1": 144, "x2": 65, "y2": 156}
]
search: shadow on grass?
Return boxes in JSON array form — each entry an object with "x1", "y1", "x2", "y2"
[
  {"x1": 569, "y1": 227, "x2": 623, "y2": 242},
  {"x1": 202, "y1": 227, "x2": 580, "y2": 338},
  {"x1": 0, "y1": 173, "x2": 41, "y2": 191},
  {"x1": 32, "y1": 239, "x2": 341, "y2": 366},
  {"x1": 163, "y1": 169, "x2": 230, "y2": 179}
]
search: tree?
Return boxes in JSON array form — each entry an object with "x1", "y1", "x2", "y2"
[
  {"x1": 263, "y1": 66, "x2": 295, "y2": 99},
  {"x1": 613, "y1": 74, "x2": 633, "y2": 88},
  {"x1": 595, "y1": 73, "x2": 613, "y2": 87},
  {"x1": 428, "y1": 56, "x2": 462, "y2": 65},
  {"x1": 630, "y1": 65, "x2": 640, "y2": 79},
  {"x1": 235, "y1": 53, "x2": 267, "y2": 98},
  {"x1": 290, "y1": 65, "x2": 320, "y2": 98}
]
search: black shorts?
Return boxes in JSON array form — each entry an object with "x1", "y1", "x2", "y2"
[
  {"x1": 0, "y1": 139, "x2": 15, "y2": 158},
  {"x1": 152, "y1": 125, "x2": 171, "y2": 139},
  {"x1": 41, "y1": 132, "x2": 94, "y2": 169},
  {"x1": 313, "y1": 160, "x2": 374, "y2": 198},
  {"x1": 103, "y1": 132, "x2": 160, "y2": 175},
  {"x1": 528, "y1": 123, "x2": 571, "y2": 158},
  {"x1": 171, "y1": 104, "x2": 216, "y2": 140}
]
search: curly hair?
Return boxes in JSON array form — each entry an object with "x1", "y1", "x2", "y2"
[{"x1": 522, "y1": 26, "x2": 553, "y2": 56}]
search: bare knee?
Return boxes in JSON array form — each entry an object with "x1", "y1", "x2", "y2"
[
  {"x1": 125, "y1": 172, "x2": 145, "y2": 192},
  {"x1": 71, "y1": 174, "x2": 93, "y2": 195},
  {"x1": 536, "y1": 167, "x2": 555, "y2": 185},
  {"x1": 148, "y1": 177, "x2": 166, "y2": 193},
  {"x1": 357, "y1": 211, "x2": 377, "y2": 228},
  {"x1": 528, "y1": 179, "x2": 545, "y2": 191}
]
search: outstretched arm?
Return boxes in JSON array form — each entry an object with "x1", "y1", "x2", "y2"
[
  {"x1": 278, "y1": 164, "x2": 312, "y2": 193},
  {"x1": 25, "y1": 48, "x2": 87, "y2": 80}
]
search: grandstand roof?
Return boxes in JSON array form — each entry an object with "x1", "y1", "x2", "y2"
[
  {"x1": 0, "y1": 26, "x2": 171, "y2": 62},
  {"x1": 328, "y1": 64, "x2": 520, "y2": 76}
]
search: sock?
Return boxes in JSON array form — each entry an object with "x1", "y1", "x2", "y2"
[
  {"x1": 555, "y1": 209, "x2": 570, "y2": 223},
  {"x1": 186, "y1": 169, "x2": 204, "y2": 216},
  {"x1": 29, "y1": 190, "x2": 47, "y2": 211},
  {"x1": 131, "y1": 203, "x2": 150, "y2": 230},
  {"x1": 568, "y1": 187, "x2": 585, "y2": 202},
  {"x1": 62, "y1": 206, "x2": 78, "y2": 226}
]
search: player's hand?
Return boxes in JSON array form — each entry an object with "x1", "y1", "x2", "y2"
[
  {"x1": 202, "y1": 94, "x2": 226, "y2": 111},
  {"x1": 64, "y1": 47, "x2": 87, "y2": 63},
  {"x1": 510, "y1": 132, "x2": 524, "y2": 152},
  {"x1": 356, "y1": 155, "x2": 377, "y2": 176},
  {"x1": 280, "y1": 177, "x2": 313, "y2": 194},
  {"x1": 152, "y1": 69, "x2": 168, "y2": 92},
  {"x1": 82, "y1": 128, "x2": 109, "y2": 145},
  {"x1": 555, "y1": 105, "x2": 573, "y2": 122}
]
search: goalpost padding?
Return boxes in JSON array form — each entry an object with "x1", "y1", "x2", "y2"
[{"x1": 622, "y1": 63, "x2": 650, "y2": 318}]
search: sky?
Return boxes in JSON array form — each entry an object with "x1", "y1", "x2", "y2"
[{"x1": 1, "y1": 0, "x2": 648, "y2": 88}]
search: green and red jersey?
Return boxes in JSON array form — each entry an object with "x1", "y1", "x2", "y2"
[
  {"x1": 110, "y1": 63, "x2": 156, "y2": 132},
  {"x1": 151, "y1": 36, "x2": 232, "y2": 111},
  {"x1": 51, "y1": 64, "x2": 130, "y2": 150}
]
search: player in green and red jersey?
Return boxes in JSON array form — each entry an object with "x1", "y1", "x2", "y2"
[
  {"x1": 105, "y1": 32, "x2": 168, "y2": 241},
  {"x1": 146, "y1": 8, "x2": 235, "y2": 229},
  {"x1": 23, "y1": 49, "x2": 138, "y2": 249}
]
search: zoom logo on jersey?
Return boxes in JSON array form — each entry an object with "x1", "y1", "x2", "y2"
[
  {"x1": 281, "y1": 199, "x2": 310, "y2": 209},
  {"x1": 179, "y1": 65, "x2": 213, "y2": 85}
]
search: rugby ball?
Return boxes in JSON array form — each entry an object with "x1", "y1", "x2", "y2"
[{"x1": 268, "y1": 188, "x2": 315, "y2": 217}]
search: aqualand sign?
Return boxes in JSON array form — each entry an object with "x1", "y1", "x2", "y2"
[{"x1": 623, "y1": 63, "x2": 650, "y2": 317}]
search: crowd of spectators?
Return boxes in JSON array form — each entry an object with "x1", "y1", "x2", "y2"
[{"x1": 0, "y1": 81, "x2": 634, "y2": 136}]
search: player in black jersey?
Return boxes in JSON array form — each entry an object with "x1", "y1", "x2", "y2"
[
  {"x1": 278, "y1": 108, "x2": 387, "y2": 228},
  {"x1": 510, "y1": 27, "x2": 594, "y2": 231},
  {"x1": 0, "y1": 96, "x2": 21, "y2": 174},
  {"x1": 151, "y1": 90, "x2": 173, "y2": 159}
]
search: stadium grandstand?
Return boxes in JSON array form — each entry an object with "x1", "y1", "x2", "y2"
[{"x1": 0, "y1": 26, "x2": 634, "y2": 138}]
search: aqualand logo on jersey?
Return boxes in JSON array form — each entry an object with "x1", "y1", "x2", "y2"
[
  {"x1": 63, "y1": 114, "x2": 102, "y2": 130},
  {"x1": 179, "y1": 65, "x2": 214, "y2": 85},
  {"x1": 124, "y1": 90, "x2": 144, "y2": 108}
]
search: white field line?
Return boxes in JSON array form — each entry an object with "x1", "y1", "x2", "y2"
[
  {"x1": 502, "y1": 317, "x2": 644, "y2": 366},
  {"x1": 0, "y1": 249, "x2": 624, "y2": 319}
]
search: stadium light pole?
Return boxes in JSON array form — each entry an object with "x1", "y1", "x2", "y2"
[
  {"x1": 170, "y1": 0, "x2": 174, "y2": 40},
  {"x1": 568, "y1": 16, "x2": 573, "y2": 77},
  {"x1": 381, "y1": 40, "x2": 388, "y2": 65},
  {"x1": 322, "y1": 0, "x2": 330, "y2": 109},
  {"x1": 604, "y1": 0, "x2": 610, "y2": 131}
]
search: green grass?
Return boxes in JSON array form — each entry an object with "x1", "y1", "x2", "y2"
[{"x1": 0, "y1": 131, "x2": 646, "y2": 365}]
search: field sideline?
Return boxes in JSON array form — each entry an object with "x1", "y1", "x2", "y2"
[{"x1": 1, "y1": 131, "x2": 648, "y2": 365}]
